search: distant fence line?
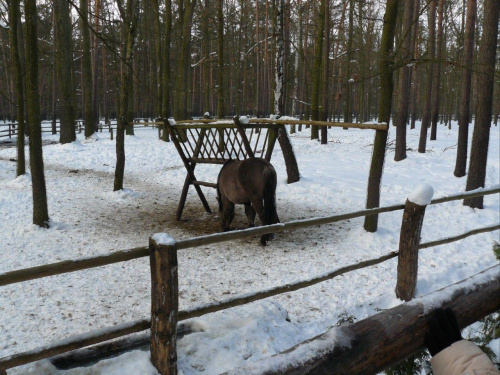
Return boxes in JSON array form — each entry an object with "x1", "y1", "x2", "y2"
[
  {"x1": 0, "y1": 185, "x2": 498, "y2": 374},
  {"x1": 0, "y1": 119, "x2": 161, "y2": 140}
]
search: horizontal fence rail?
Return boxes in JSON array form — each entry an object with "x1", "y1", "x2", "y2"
[
  {"x1": 0, "y1": 186, "x2": 498, "y2": 372},
  {"x1": 0, "y1": 186, "x2": 498, "y2": 287}
]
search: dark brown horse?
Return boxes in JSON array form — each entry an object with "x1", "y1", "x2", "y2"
[{"x1": 216, "y1": 158, "x2": 280, "y2": 245}]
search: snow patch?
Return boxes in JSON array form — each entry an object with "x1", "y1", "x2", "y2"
[
  {"x1": 409, "y1": 265, "x2": 499, "y2": 314},
  {"x1": 239, "y1": 116, "x2": 249, "y2": 125},
  {"x1": 56, "y1": 140, "x2": 85, "y2": 152},
  {"x1": 279, "y1": 116, "x2": 298, "y2": 122},
  {"x1": 82, "y1": 133, "x2": 101, "y2": 143},
  {"x1": 152, "y1": 233, "x2": 176, "y2": 246},
  {"x1": 5, "y1": 173, "x2": 32, "y2": 189},
  {"x1": 408, "y1": 184, "x2": 434, "y2": 206},
  {"x1": 104, "y1": 188, "x2": 143, "y2": 201}
]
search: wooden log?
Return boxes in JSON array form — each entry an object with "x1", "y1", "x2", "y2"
[
  {"x1": 233, "y1": 116, "x2": 255, "y2": 158},
  {"x1": 149, "y1": 235, "x2": 179, "y2": 375},
  {"x1": 251, "y1": 118, "x2": 388, "y2": 131},
  {"x1": 173, "y1": 119, "x2": 387, "y2": 131},
  {"x1": 225, "y1": 265, "x2": 500, "y2": 375},
  {"x1": 265, "y1": 127, "x2": 278, "y2": 162},
  {"x1": 191, "y1": 181, "x2": 218, "y2": 188},
  {"x1": 0, "y1": 320, "x2": 150, "y2": 372},
  {"x1": 50, "y1": 333, "x2": 150, "y2": 369},
  {"x1": 396, "y1": 198, "x2": 428, "y2": 301},
  {"x1": 49, "y1": 324, "x2": 198, "y2": 370}
]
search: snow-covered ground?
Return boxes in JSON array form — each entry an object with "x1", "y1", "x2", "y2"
[{"x1": 0, "y1": 120, "x2": 498, "y2": 374}]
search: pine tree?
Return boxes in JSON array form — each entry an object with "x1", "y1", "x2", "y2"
[
  {"x1": 463, "y1": 0, "x2": 499, "y2": 208},
  {"x1": 25, "y1": 0, "x2": 50, "y2": 227}
]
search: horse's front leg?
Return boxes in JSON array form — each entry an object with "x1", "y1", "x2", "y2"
[{"x1": 244, "y1": 203, "x2": 256, "y2": 228}]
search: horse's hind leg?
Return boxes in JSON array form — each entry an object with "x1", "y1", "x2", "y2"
[
  {"x1": 250, "y1": 198, "x2": 271, "y2": 245},
  {"x1": 244, "y1": 203, "x2": 256, "y2": 228},
  {"x1": 220, "y1": 196, "x2": 235, "y2": 231}
]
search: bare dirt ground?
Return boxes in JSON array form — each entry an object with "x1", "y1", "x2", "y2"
[{"x1": 0, "y1": 151, "x2": 342, "y2": 251}]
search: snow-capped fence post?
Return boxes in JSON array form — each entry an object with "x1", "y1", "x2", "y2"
[
  {"x1": 396, "y1": 184, "x2": 434, "y2": 301},
  {"x1": 149, "y1": 234, "x2": 179, "y2": 375}
]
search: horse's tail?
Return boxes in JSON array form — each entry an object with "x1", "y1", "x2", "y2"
[
  {"x1": 216, "y1": 181, "x2": 223, "y2": 212},
  {"x1": 217, "y1": 160, "x2": 232, "y2": 213},
  {"x1": 263, "y1": 164, "x2": 279, "y2": 225}
]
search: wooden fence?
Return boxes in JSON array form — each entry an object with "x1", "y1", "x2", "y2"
[
  {"x1": 0, "y1": 123, "x2": 19, "y2": 139},
  {"x1": 0, "y1": 120, "x2": 160, "y2": 141},
  {"x1": 0, "y1": 186, "x2": 499, "y2": 374}
]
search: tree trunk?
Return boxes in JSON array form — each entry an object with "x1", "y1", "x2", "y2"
[
  {"x1": 51, "y1": 8, "x2": 57, "y2": 135},
  {"x1": 463, "y1": 0, "x2": 499, "y2": 208},
  {"x1": 343, "y1": 0, "x2": 354, "y2": 126},
  {"x1": 274, "y1": 0, "x2": 300, "y2": 184},
  {"x1": 454, "y1": 0, "x2": 477, "y2": 177},
  {"x1": 364, "y1": 0, "x2": 399, "y2": 232},
  {"x1": 25, "y1": 0, "x2": 50, "y2": 227},
  {"x1": 161, "y1": 0, "x2": 172, "y2": 142},
  {"x1": 174, "y1": 0, "x2": 196, "y2": 120},
  {"x1": 409, "y1": 0, "x2": 420, "y2": 130},
  {"x1": 9, "y1": 0, "x2": 26, "y2": 176},
  {"x1": 311, "y1": 0, "x2": 326, "y2": 139},
  {"x1": 150, "y1": 0, "x2": 162, "y2": 119},
  {"x1": 114, "y1": 0, "x2": 139, "y2": 191},
  {"x1": 92, "y1": 0, "x2": 101, "y2": 131},
  {"x1": 80, "y1": 0, "x2": 95, "y2": 138},
  {"x1": 216, "y1": 0, "x2": 224, "y2": 118},
  {"x1": 394, "y1": 0, "x2": 415, "y2": 161},
  {"x1": 54, "y1": 0, "x2": 76, "y2": 144},
  {"x1": 430, "y1": 0, "x2": 444, "y2": 141},
  {"x1": 418, "y1": 0, "x2": 436, "y2": 153},
  {"x1": 320, "y1": 0, "x2": 330, "y2": 144}
]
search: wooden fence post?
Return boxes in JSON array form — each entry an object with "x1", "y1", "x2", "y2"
[
  {"x1": 396, "y1": 184, "x2": 434, "y2": 301},
  {"x1": 149, "y1": 234, "x2": 178, "y2": 375}
]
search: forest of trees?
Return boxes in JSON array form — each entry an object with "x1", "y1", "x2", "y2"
[
  {"x1": 0, "y1": 0, "x2": 498, "y2": 226},
  {"x1": 0, "y1": 0, "x2": 498, "y2": 127}
]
